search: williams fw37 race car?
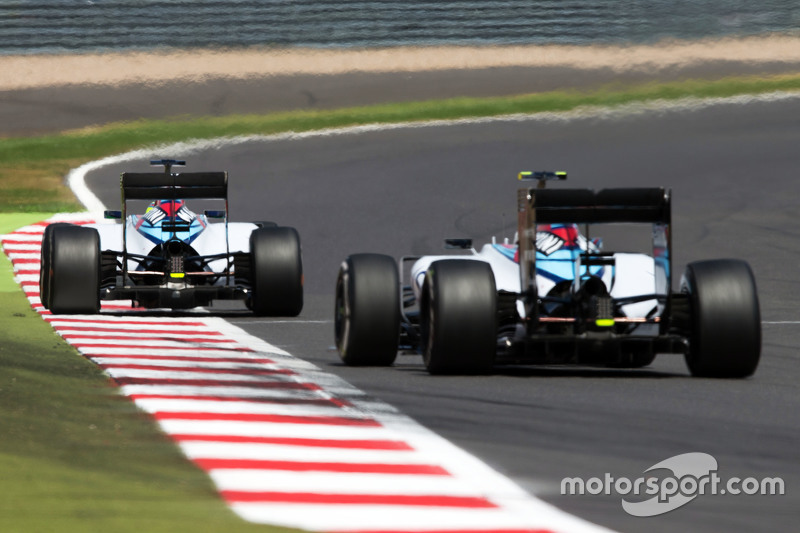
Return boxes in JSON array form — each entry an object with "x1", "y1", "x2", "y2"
[
  {"x1": 40, "y1": 160, "x2": 303, "y2": 315},
  {"x1": 335, "y1": 172, "x2": 761, "y2": 378}
]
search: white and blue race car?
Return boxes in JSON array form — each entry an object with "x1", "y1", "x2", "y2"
[
  {"x1": 40, "y1": 160, "x2": 303, "y2": 315},
  {"x1": 335, "y1": 171, "x2": 761, "y2": 378}
]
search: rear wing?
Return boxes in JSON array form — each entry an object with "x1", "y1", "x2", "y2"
[
  {"x1": 532, "y1": 188, "x2": 670, "y2": 224},
  {"x1": 120, "y1": 172, "x2": 228, "y2": 200},
  {"x1": 116, "y1": 161, "x2": 232, "y2": 282},
  {"x1": 517, "y1": 177, "x2": 672, "y2": 328}
]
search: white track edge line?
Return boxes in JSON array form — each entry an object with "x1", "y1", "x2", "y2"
[{"x1": 67, "y1": 90, "x2": 800, "y2": 214}]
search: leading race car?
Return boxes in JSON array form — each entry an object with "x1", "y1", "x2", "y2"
[
  {"x1": 335, "y1": 171, "x2": 761, "y2": 378},
  {"x1": 40, "y1": 159, "x2": 303, "y2": 315}
]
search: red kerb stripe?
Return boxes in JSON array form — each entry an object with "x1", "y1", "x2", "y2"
[
  {"x1": 94, "y1": 354, "x2": 275, "y2": 364},
  {"x1": 221, "y1": 491, "x2": 496, "y2": 508},
  {"x1": 102, "y1": 364, "x2": 293, "y2": 376},
  {"x1": 45, "y1": 317, "x2": 207, "y2": 327},
  {"x1": 1, "y1": 240, "x2": 41, "y2": 246},
  {"x1": 62, "y1": 334, "x2": 236, "y2": 343},
  {"x1": 155, "y1": 411, "x2": 379, "y2": 426},
  {"x1": 169, "y1": 434, "x2": 412, "y2": 450},
  {"x1": 113, "y1": 377, "x2": 320, "y2": 389},
  {"x1": 73, "y1": 343, "x2": 252, "y2": 352},
  {"x1": 194, "y1": 458, "x2": 449, "y2": 475},
  {"x1": 133, "y1": 395, "x2": 341, "y2": 406},
  {"x1": 55, "y1": 326, "x2": 223, "y2": 335}
]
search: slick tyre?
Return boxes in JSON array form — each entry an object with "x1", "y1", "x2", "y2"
[
  {"x1": 335, "y1": 254, "x2": 401, "y2": 366},
  {"x1": 421, "y1": 260, "x2": 497, "y2": 375},
  {"x1": 250, "y1": 226, "x2": 303, "y2": 316},
  {"x1": 681, "y1": 259, "x2": 761, "y2": 378},
  {"x1": 39, "y1": 222, "x2": 72, "y2": 309},
  {"x1": 46, "y1": 224, "x2": 101, "y2": 314}
]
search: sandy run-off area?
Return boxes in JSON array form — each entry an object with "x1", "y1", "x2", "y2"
[{"x1": 3, "y1": 35, "x2": 800, "y2": 91}]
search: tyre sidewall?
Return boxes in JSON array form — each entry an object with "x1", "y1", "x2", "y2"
[
  {"x1": 422, "y1": 260, "x2": 497, "y2": 375},
  {"x1": 335, "y1": 254, "x2": 400, "y2": 366},
  {"x1": 250, "y1": 226, "x2": 303, "y2": 316},
  {"x1": 49, "y1": 225, "x2": 101, "y2": 314},
  {"x1": 682, "y1": 259, "x2": 761, "y2": 377}
]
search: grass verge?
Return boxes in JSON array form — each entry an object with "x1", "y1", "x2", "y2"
[
  {"x1": 0, "y1": 214, "x2": 297, "y2": 532},
  {"x1": 2, "y1": 72, "x2": 800, "y2": 213}
]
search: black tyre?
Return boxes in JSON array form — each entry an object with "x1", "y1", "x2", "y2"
[
  {"x1": 250, "y1": 226, "x2": 303, "y2": 316},
  {"x1": 46, "y1": 225, "x2": 101, "y2": 314},
  {"x1": 681, "y1": 259, "x2": 761, "y2": 378},
  {"x1": 39, "y1": 222, "x2": 71, "y2": 309},
  {"x1": 335, "y1": 254, "x2": 400, "y2": 366},
  {"x1": 420, "y1": 260, "x2": 497, "y2": 375}
]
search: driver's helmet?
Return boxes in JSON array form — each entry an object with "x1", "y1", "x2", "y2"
[{"x1": 143, "y1": 199, "x2": 196, "y2": 224}]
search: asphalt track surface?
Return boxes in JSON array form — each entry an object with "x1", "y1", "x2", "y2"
[
  {"x1": 5, "y1": 58, "x2": 800, "y2": 137},
  {"x1": 81, "y1": 93, "x2": 800, "y2": 533}
]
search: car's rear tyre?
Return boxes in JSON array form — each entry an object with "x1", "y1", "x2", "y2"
[
  {"x1": 39, "y1": 222, "x2": 72, "y2": 309},
  {"x1": 421, "y1": 260, "x2": 497, "y2": 375},
  {"x1": 250, "y1": 226, "x2": 303, "y2": 316},
  {"x1": 681, "y1": 259, "x2": 761, "y2": 378},
  {"x1": 335, "y1": 254, "x2": 400, "y2": 366},
  {"x1": 44, "y1": 224, "x2": 101, "y2": 314}
]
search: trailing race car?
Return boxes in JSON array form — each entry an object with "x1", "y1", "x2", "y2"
[
  {"x1": 335, "y1": 171, "x2": 761, "y2": 378},
  {"x1": 40, "y1": 159, "x2": 303, "y2": 315}
]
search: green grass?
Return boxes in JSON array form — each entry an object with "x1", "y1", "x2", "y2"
[
  {"x1": 2, "y1": 72, "x2": 800, "y2": 212},
  {"x1": 0, "y1": 214, "x2": 298, "y2": 532}
]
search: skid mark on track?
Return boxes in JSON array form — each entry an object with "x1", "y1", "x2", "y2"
[{"x1": 2, "y1": 215, "x2": 613, "y2": 533}]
